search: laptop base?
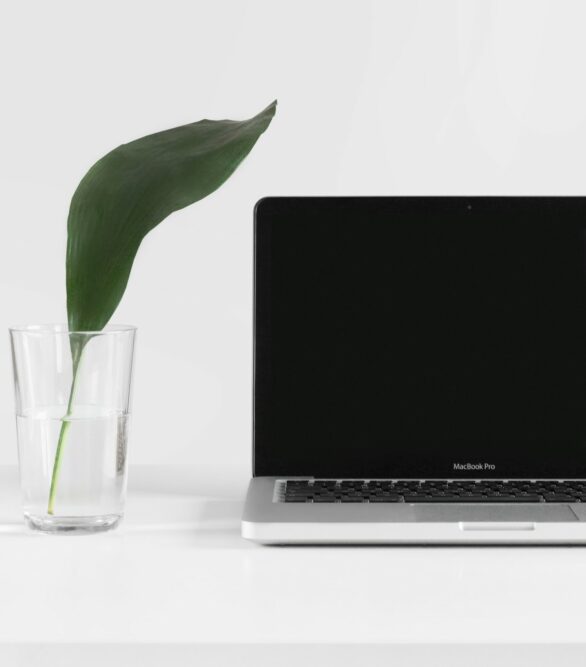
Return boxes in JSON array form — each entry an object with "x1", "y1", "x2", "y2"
[{"x1": 242, "y1": 478, "x2": 586, "y2": 545}]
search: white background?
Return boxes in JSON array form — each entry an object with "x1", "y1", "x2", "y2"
[{"x1": 1, "y1": 0, "x2": 586, "y2": 467}]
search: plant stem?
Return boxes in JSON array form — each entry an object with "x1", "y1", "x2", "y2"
[
  {"x1": 46, "y1": 338, "x2": 85, "y2": 516},
  {"x1": 46, "y1": 393, "x2": 74, "y2": 515}
]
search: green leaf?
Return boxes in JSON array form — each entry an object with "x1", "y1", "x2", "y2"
[{"x1": 66, "y1": 100, "x2": 277, "y2": 332}]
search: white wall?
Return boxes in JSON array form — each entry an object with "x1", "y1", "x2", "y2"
[{"x1": 1, "y1": 0, "x2": 586, "y2": 468}]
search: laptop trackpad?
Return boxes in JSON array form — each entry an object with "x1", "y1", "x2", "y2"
[{"x1": 414, "y1": 505, "x2": 576, "y2": 523}]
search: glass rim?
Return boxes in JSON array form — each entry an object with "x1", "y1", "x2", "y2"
[{"x1": 8, "y1": 323, "x2": 137, "y2": 336}]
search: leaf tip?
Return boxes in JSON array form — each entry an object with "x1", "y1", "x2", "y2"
[{"x1": 263, "y1": 99, "x2": 277, "y2": 117}]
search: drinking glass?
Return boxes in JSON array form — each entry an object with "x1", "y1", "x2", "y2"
[{"x1": 9, "y1": 324, "x2": 136, "y2": 533}]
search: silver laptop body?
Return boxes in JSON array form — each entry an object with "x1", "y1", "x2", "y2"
[{"x1": 242, "y1": 197, "x2": 586, "y2": 544}]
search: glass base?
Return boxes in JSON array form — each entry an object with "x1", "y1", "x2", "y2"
[{"x1": 24, "y1": 513, "x2": 122, "y2": 534}]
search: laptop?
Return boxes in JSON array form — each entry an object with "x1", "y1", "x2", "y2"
[{"x1": 242, "y1": 197, "x2": 586, "y2": 544}]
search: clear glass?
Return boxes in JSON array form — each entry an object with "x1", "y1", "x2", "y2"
[{"x1": 9, "y1": 324, "x2": 136, "y2": 533}]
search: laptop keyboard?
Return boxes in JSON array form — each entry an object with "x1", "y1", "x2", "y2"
[{"x1": 282, "y1": 480, "x2": 586, "y2": 503}]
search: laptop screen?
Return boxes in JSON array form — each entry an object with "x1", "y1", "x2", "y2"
[{"x1": 254, "y1": 198, "x2": 586, "y2": 479}]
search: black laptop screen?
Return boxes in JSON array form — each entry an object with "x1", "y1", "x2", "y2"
[{"x1": 254, "y1": 198, "x2": 586, "y2": 478}]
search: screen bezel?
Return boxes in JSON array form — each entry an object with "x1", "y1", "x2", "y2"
[{"x1": 253, "y1": 196, "x2": 586, "y2": 479}]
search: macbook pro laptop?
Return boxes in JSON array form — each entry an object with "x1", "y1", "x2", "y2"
[{"x1": 242, "y1": 197, "x2": 586, "y2": 544}]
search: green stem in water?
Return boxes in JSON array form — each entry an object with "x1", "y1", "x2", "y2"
[
  {"x1": 47, "y1": 337, "x2": 85, "y2": 516},
  {"x1": 47, "y1": 395, "x2": 74, "y2": 515}
]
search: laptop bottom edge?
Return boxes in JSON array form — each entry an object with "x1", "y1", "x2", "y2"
[{"x1": 241, "y1": 519, "x2": 586, "y2": 545}]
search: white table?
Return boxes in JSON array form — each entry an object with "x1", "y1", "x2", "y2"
[{"x1": 0, "y1": 465, "x2": 585, "y2": 666}]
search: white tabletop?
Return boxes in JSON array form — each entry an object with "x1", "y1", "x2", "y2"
[{"x1": 0, "y1": 464, "x2": 585, "y2": 666}]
